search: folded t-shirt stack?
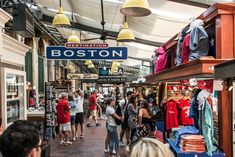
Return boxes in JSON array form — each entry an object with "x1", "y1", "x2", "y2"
[{"x1": 180, "y1": 135, "x2": 206, "y2": 153}]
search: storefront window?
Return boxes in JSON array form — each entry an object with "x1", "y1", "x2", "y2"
[{"x1": 6, "y1": 74, "x2": 24, "y2": 123}]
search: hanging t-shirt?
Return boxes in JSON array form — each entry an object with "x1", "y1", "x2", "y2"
[
  {"x1": 165, "y1": 99, "x2": 179, "y2": 130},
  {"x1": 189, "y1": 26, "x2": 209, "y2": 61},
  {"x1": 155, "y1": 47, "x2": 168, "y2": 73},
  {"x1": 178, "y1": 99, "x2": 194, "y2": 125},
  {"x1": 181, "y1": 34, "x2": 190, "y2": 64}
]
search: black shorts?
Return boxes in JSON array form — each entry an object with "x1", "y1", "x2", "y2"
[
  {"x1": 75, "y1": 113, "x2": 84, "y2": 124},
  {"x1": 121, "y1": 120, "x2": 129, "y2": 130}
]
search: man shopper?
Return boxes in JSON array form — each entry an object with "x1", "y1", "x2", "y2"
[
  {"x1": 74, "y1": 89, "x2": 85, "y2": 139},
  {"x1": 0, "y1": 120, "x2": 44, "y2": 157},
  {"x1": 87, "y1": 90, "x2": 101, "y2": 127},
  {"x1": 56, "y1": 92, "x2": 72, "y2": 145}
]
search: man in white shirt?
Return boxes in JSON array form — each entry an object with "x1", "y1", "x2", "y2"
[{"x1": 74, "y1": 89, "x2": 84, "y2": 139}]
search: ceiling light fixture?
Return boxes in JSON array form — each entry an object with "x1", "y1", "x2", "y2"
[
  {"x1": 52, "y1": 0, "x2": 71, "y2": 27},
  {"x1": 88, "y1": 64, "x2": 95, "y2": 68},
  {"x1": 85, "y1": 60, "x2": 92, "y2": 65},
  {"x1": 67, "y1": 13, "x2": 80, "y2": 43},
  {"x1": 117, "y1": 17, "x2": 135, "y2": 42},
  {"x1": 120, "y1": 0, "x2": 151, "y2": 17}
]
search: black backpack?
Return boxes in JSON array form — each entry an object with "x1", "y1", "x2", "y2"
[{"x1": 115, "y1": 104, "x2": 122, "y2": 125}]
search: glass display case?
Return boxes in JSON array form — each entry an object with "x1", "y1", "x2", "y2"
[{"x1": 1, "y1": 68, "x2": 26, "y2": 128}]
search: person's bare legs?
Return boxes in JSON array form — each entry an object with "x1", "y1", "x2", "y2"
[
  {"x1": 75, "y1": 124, "x2": 79, "y2": 137},
  {"x1": 120, "y1": 129, "x2": 126, "y2": 142},
  {"x1": 125, "y1": 128, "x2": 130, "y2": 144},
  {"x1": 71, "y1": 125, "x2": 76, "y2": 139},
  {"x1": 59, "y1": 131, "x2": 64, "y2": 142}
]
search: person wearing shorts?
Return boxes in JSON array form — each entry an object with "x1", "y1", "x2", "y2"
[
  {"x1": 74, "y1": 90, "x2": 85, "y2": 139},
  {"x1": 68, "y1": 95, "x2": 76, "y2": 141},
  {"x1": 87, "y1": 90, "x2": 101, "y2": 127},
  {"x1": 56, "y1": 93, "x2": 72, "y2": 145}
]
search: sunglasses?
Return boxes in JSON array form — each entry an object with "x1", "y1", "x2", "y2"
[{"x1": 36, "y1": 141, "x2": 49, "y2": 150}]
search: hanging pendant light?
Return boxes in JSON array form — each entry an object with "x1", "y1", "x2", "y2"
[
  {"x1": 88, "y1": 64, "x2": 95, "y2": 68},
  {"x1": 120, "y1": 0, "x2": 151, "y2": 17},
  {"x1": 67, "y1": 31, "x2": 80, "y2": 43},
  {"x1": 85, "y1": 60, "x2": 92, "y2": 65},
  {"x1": 117, "y1": 22, "x2": 135, "y2": 42},
  {"x1": 113, "y1": 61, "x2": 120, "y2": 67},
  {"x1": 52, "y1": 0, "x2": 71, "y2": 27}
]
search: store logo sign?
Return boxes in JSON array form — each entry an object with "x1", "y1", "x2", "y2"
[
  {"x1": 46, "y1": 44, "x2": 128, "y2": 60},
  {"x1": 99, "y1": 67, "x2": 124, "y2": 76}
]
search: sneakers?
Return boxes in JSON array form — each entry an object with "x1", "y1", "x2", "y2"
[
  {"x1": 112, "y1": 150, "x2": 116, "y2": 154},
  {"x1": 72, "y1": 137, "x2": 76, "y2": 141},
  {"x1": 104, "y1": 148, "x2": 109, "y2": 153},
  {"x1": 119, "y1": 140, "x2": 126, "y2": 147},
  {"x1": 87, "y1": 123, "x2": 92, "y2": 127},
  {"x1": 59, "y1": 141, "x2": 65, "y2": 145},
  {"x1": 80, "y1": 135, "x2": 84, "y2": 139},
  {"x1": 96, "y1": 123, "x2": 101, "y2": 127},
  {"x1": 64, "y1": 141, "x2": 72, "y2": 145}
]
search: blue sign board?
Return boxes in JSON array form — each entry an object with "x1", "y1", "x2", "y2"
[{"x1": 46, "y1": 46, "x2": 128, "y2": 60}]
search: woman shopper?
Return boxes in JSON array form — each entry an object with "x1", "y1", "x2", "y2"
[
  {"x1": 68, "y1": 95, "x2": 76, "y2": 141},
  {"x1": 127, "y1": 95, "x2": 138, "y2": 141},
  {"x1": 127, "y1": 137, "x2": 174, "y2": 157},
  {"x1": 105, "y1": 97, "x2": 122, "y2": 157},
  {"x1": 137, "y1": 100, "x2": 155, "y2": 138}
]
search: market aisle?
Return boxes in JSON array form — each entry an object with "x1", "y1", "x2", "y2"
[{"x1": 50, "y1": 118, "x2": 127, "y2": 157}]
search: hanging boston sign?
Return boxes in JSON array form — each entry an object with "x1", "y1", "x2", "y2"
[{"x1": 46, "y1": 43, "x2": 128, "y2": 60}]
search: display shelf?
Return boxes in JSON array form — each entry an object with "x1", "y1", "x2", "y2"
[
  {"x1": 146, "y1": 58, "x2": 229, "y2": 83},
  {"x1": 167, "y1": 139, "x2": 225, "y2": 157}
]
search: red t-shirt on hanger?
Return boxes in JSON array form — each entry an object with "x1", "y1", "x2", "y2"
[
  {"x1": 165, "y1": 99, "x2": 179, "y2": 130},
  {"x1": 178, "y1": 99, "x2": 194, "y2": 125}
]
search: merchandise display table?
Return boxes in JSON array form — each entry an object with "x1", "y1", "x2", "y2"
[{"x1": 167, "y1": 139, "x2": 225, "y2": 157}]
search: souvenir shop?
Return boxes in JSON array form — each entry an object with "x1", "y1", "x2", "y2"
[{"x1": 147, "y1": 3, "x2": 235, "y2": 157}]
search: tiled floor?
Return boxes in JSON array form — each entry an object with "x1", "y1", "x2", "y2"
[{"x1": 50, "y1": 118, "x2": 127, "y2": 157}]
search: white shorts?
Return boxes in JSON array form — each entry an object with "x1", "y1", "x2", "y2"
[
  {"x1": 90, "y1": 110, "x2": 97, "y2": 117},
  {"x1": 59, "y1": 122, "x2": 71, "y2": 132}
]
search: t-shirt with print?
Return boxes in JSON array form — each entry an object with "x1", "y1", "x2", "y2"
[
  {"x1": 74, "y1": 96, "x2": 84, "y2": 113},
  {"x1": 106, "y1": 106, "x2": 116, "y2": 126},
  {"x1": 178, "y1": 99, "x2": 194, "y2": 125},
  {"x1": 181, "y1": 34, "x2": 190, "y2": 64}
]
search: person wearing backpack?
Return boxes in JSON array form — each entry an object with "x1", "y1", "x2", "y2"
[
  {"x1": 119, "y1": 91, "x2": 133, "y2": 146},
  {"x1": 105, "y1": 97, "x2": 123, "y2": 157}
]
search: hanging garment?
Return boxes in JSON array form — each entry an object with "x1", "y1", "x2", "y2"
[
  {"x1": 178, "y1": 99, "x2": 194, "y2": 125},
  {"x1": 176, "y1": 36, "x2": 183, "y2": 66},
  {"x1": 189, "y1": 89, "x2": 202, "y2": 129},
  {"x1": 189, "y1": 26, "x2": 209, "y2": 61},
  {"x1": 165, "y1": 99, "x2": 179, "y2": 131},
  {"x1": 201, "y1": 100, "x2": 217, "y2": 156},
  {"x1": 155, "y1": 47, "x2": 168, "y2": 73},
  {"x1": 181, "y1": 34, "x2": 190, "y2": 64}
]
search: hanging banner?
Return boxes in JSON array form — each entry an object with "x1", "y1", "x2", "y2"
[
  {"x1": 67, "y1": 73, "x2": 98, "y2": 80},
  {"x1": 99, "y1": 67, "x2": 124, "y2": 76},
  {"x1": 46, "y1": 45, "x2": 128, "y2": 60}
]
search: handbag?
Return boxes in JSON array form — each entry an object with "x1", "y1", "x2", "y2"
[{"x1": 153, "y1": 130, "x2": 163, "y2": 142}]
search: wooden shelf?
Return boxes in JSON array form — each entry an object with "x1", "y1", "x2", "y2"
[{"x1": 146, "y1": 57, "x2": 230, "y2": 83}]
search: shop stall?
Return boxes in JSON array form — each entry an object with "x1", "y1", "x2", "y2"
[
  {"x1": 0, "y1": 9, "x2": 31, "y2": 128},
  {"x1": 146, "y1": 3, "x2": 235, "y2": 157},
  {"x1": 215, "y1": 59, "x2": 235, "y2": 157}
]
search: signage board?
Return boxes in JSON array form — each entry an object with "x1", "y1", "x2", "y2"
[
  {"x1": 46, "y1": 46, "x2": 128, "y2": 60},
  {"x1": 97, "y1": 77, "x2": 127, "y2": 84},
  {"x1": 67, "y1": 73, "x2": 98, "y2": 80},
  {"x1": 99, "y1": 67, "x2": 124, "y2": 76}
]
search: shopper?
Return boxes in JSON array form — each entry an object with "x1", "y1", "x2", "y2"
[
  {"x1": 0, "y1": 120, "x2": 46, "y2": 157},
  {"x1": 0, "y1": 118, "x2": 3, "y2": 135},
  {"x1": 119, "y1": 91, "x2": 133, "y2": 145},
  {"x1": 105, "y1": 97, "x2": 122, "y2": 157},
  {"x1": 68, "y1": 95, "x2": 76, "y2": 141},
  {"x1": 128, "y1": 95, "x2": 138, "y2": 141},
  {"x1": 74, "y1": 89, "x2": 85, "y2": 139},
  {"x1": 87, "y1": 90, "x2": 101, "y2": 127},
  {"x1": 56, "y1": 92, "x2": 72, "y2": 145},
  {"x1": 137, "y1": 100, "x2": 155, "y2": 137},
  {"x1": 128, "y1": 137, "x2": 174, "y2": 157}
]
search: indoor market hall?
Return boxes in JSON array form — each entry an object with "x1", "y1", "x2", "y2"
[{"x1": 0, "y1": 0, "x2": 235, "y2": 157}]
